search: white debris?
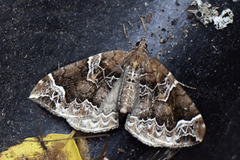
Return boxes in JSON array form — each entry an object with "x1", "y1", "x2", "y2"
[
  {"x1": 213, "y1": 9, "x2": 234, "y2": 30},
  {"x1": 188, "y1": 0, "x2": 234, "y2": 30}
]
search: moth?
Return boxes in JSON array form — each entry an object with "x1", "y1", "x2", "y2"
[{"x1": 29, "y1": 37, "x2": 206, "y2": 148}]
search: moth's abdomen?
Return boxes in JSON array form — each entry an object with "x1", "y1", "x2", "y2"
[
  {"x1": 119, "y1": 81, "x2": 136, "y2": 114},
  {"x1": 119, "y1": 65, "x2": 140, "y2": 114}
]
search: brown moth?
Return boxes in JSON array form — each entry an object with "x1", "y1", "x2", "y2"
[{"x1": 29, "y1": 37, "x2": 206, "y2": 148}]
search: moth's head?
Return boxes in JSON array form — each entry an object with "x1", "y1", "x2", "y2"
[{"x1": 135, "y1": 36, "x2": 148, "y2": 50}]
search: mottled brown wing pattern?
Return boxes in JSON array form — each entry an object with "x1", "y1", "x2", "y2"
[
  {"x1": 30, "y1": 50, "x2": 130, "y2": 133},
  {"x1": 125, "y1": 59, "x2": 206, "y2": 147},
  {"x1": 30, "y1": 37, "x2": 206, "y2": 148}
]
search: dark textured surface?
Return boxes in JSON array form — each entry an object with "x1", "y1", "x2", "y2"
[{"x1": 0, "y1": 0, "x2": 240, "y2": 159}]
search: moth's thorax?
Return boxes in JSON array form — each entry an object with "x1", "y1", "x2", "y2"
[{"x1": 127, "y1": 49, "x2": 149, "y2": 69}]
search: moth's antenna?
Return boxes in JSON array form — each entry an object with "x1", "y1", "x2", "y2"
[
  {"x1": 122, "y1": 23, "x2": 134, "y2": 48},
  {"x1": 139, "y1": 16, "x2": 147, "y2": 32},
  {"x1": 178, "y1": 81, "x2": 197, "y2": 90},
  {"x1": 156, "y1": 63, "x2": 197, "y2": 90}
]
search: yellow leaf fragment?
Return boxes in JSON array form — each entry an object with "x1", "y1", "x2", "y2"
[{"x1": 0, "y1": 131, "x2": 82, "y2": 160}]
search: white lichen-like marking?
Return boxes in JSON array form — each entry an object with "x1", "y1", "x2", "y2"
[
  {"x1": 125, "y1": 114, "x2": 205, "y2": 147},
  {"x1": 70, "y1": 112, "x2": 118, "y2": 133},
  {"x1": 87, "y1": 53, "x2": 103, "y2": 84},
  {"x1": 155, "y1": 72, "x2": 178, "y2": 102},
  {"x1": 188, "y1": 0, "x2": 234, "y2": 30},
  {"x1": 29, "y1": 73, "x2": 66, "y2": 101}
]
